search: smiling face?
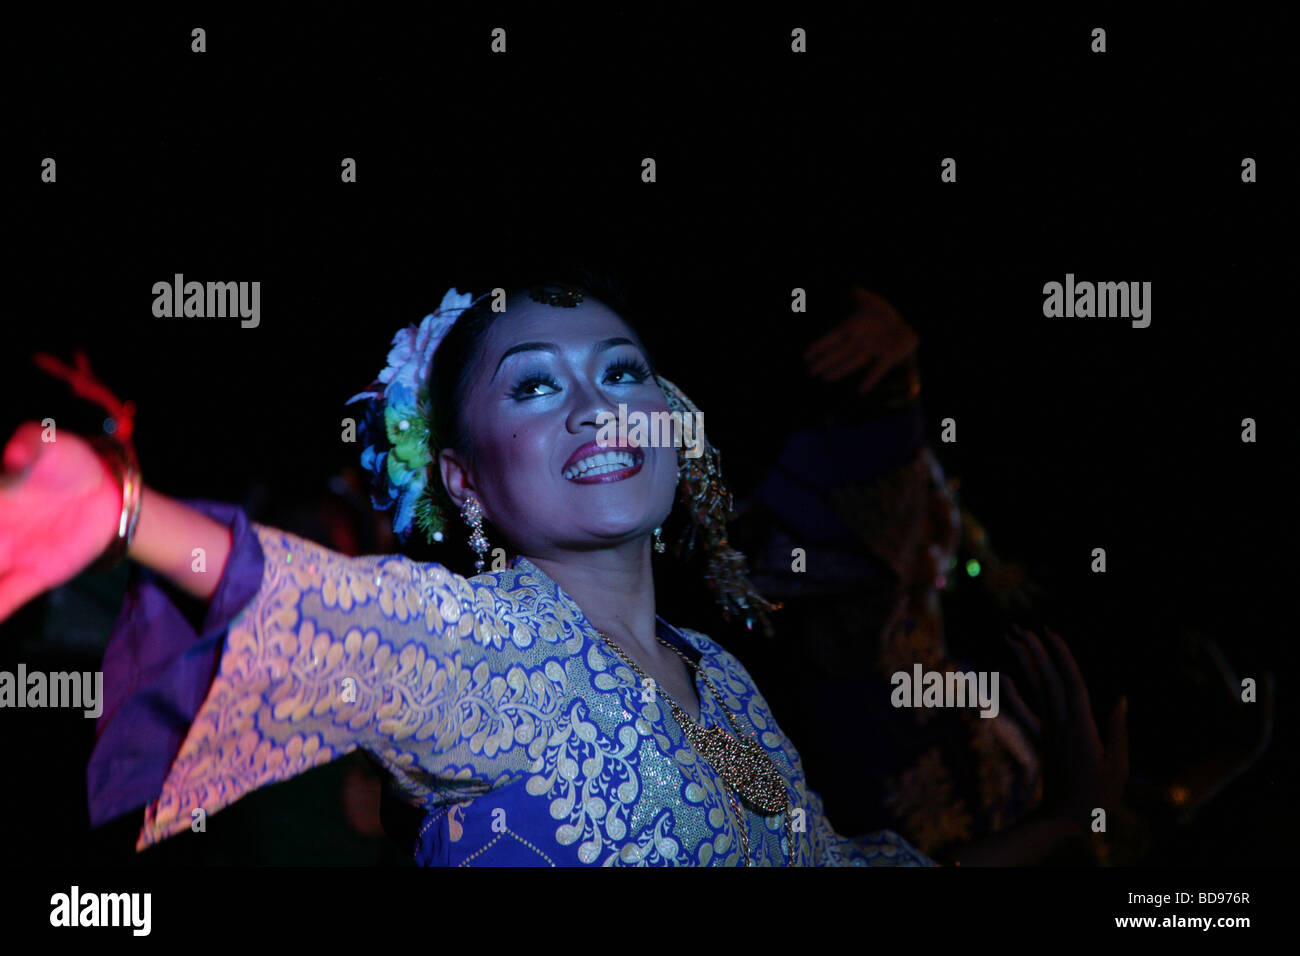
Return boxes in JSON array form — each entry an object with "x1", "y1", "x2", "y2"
[{"x1": 436, "y1": 294, "x2": 679, "y2": 559}]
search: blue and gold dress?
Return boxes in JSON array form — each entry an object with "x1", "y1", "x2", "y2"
[{"x1": 88, "y1": 503, "x2": 933, "y2": 866}]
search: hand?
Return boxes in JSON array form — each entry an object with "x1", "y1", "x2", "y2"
[
  {"x1": 1000, "y1": 625, "x2": 1130, "y2": 833},
  {"x1": 0, "y1": 422, "x2": 122, "y2": 622},
  {"x1": 802, "y1": 287, "x2": 919, "y2": 395}
]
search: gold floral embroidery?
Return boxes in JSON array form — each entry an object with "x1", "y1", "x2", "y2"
[
  {"x1": 138, "y1": 531, "x2": 932, "y2": 866},
  {"x1": 138, "y1": 529, "x2": 563, "y2": 849},
  {"x1": 524, "y1": 698, "x2": 645, "y2": 865},
  {"x1": 447, "y1": 803, "x2": 468, "y2": 842}
]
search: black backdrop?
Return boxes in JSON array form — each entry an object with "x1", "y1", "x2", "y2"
[{"x1": 3, "y1": 7, "x2": 1294, "y2": 878}]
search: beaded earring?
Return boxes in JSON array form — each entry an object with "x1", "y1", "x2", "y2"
[
  {"x1": 655, "y1": 375, "x2": 783, "y2": 635},
  {"x1": 462, "y1": 496, "x2": 490, "y2": 573}
]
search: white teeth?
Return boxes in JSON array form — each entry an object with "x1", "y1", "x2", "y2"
[{"x1": 564, "y1": 450, "x2": 637, "y2": 479}]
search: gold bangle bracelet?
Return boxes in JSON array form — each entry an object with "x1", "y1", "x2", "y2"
[{"x1": 89, "y1": 435, "x2": 142, "y2": 574}]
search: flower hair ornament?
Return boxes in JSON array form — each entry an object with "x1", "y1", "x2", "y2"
[
  {"x1": 348, "y1": 285, "x2": 782, "y2": 636},
  {"x1": 346, "y1": 288, "x2": 492, "y2": 545}
]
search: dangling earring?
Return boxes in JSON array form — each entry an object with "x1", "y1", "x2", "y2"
[
  {"x1": 462, "y1": 496, "x2": 490, "y2": 573},
  {"x1": 655, "y1": 374, "x2": 784, "y2": 636},
  {"x1": 653, "y1": 526, "x2": 665, "y2": 553}
]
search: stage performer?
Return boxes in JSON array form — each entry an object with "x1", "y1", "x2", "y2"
[{"x1": 0, "y1": 272, "x2": 932, "y2": 866}]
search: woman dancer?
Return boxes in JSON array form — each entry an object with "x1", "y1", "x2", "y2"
[{"x1": 0, "y1": 271, "x2": 932, "y2": 866}]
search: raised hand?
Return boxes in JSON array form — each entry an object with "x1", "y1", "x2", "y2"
[
  {"x1": 802, "y1": 286, "x2": 920, "y2": 395},
  {"x1": 1001, "y1": 625, "x2": 1129, "y2": 832},
  {"x1": 0, "y1": 422, "x2": 122, "y2": 623}
]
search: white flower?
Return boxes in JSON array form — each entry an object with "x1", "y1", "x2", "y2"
[{"x1": 377, "y1": 288, "x2": 475, "y2": 393}]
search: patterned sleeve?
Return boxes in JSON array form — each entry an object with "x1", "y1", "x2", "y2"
[
  {"x1": 805, "y1": 784, "x2": 936, "y2": 866},
  {"x1": 88, "y1": 498, "x2": 268, "y2": 828},
  {"x1": 135, "y1": 523, "x2": 497, "y2": 851}
]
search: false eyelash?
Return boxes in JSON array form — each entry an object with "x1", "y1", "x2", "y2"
[
  {"x1": 604, "y1": 356, "x2": 652, "y2": 382},
  {"x1": 509, "y1": 356, "x2": 652, "y2": 399}
]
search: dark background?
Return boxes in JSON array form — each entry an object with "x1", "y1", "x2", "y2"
[{"x1": 2, "y1": 8, "x2": 1293, "y2": 866}]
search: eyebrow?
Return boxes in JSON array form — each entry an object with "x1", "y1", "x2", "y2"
[{"x1": 491, "y1": 336, "x2": 639, "y2": 382}]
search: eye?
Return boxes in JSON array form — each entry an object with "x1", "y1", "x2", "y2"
[
  {"x1": 507, "y1": 355, "x2": 651, "y2": 400},
  {"x1": 508, "y1": 372, "x2": 560, "y2": 400},
  {"x1": 604, "y1": 356, "x2": 652, "y2": 385}
]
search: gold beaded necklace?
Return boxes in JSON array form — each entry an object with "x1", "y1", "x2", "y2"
[{"x1": 595, "y1": 628, "x2": 795, "y2": 866}]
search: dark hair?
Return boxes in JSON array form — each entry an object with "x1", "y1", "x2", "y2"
[
  {"x1": 410, "y1": 264, "x2": 781, "y2": 637},
  {"x1": 426, "y1": 266, "x2": 657, "y2": 546}
]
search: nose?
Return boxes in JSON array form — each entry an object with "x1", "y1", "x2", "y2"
[{"x1": 564, "y1": 377, "x2": 614, "y2": 434}]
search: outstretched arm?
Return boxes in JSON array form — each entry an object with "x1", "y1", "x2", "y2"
[
  {"x1": 87, "y1": 497, "x2": 267, "y2": 828},
  {"x1": 0, "y1": 423, "x2": 233, "y2": 619},
  {"x1": 127, "y1": 487, "x2": 233, "y2": 601},
  {"x1": 135, "y1": 523, "x2": 497, "y2": 849},
  {"x1": 2, "y1": 422, "x2": 520, "y2": 853}
]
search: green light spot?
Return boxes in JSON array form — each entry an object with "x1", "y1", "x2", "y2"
[{"x1": 965, "y1": 559, "x2": 981, "y2": 577}]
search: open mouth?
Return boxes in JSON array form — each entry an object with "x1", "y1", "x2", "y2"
[{"x1": 563, "y1": 448, "x2": 645, "y2": 483}]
